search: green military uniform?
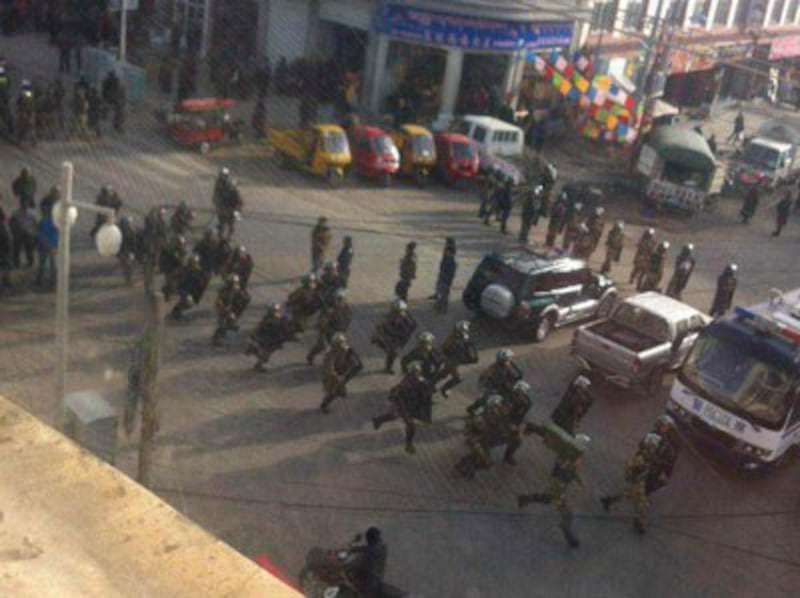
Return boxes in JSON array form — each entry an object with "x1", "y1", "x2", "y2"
[
  {"x1": 456, "y1": 395, "x2": 521, "y2": 478},
  {"x1": 372, "y1": 364, "x2": 434, "y2": 454},
  {"x1": 437, "y1": 322, "x2": 479, "y2": 397},
  {"x1": 401, "y1": 334, "x2": 445, "y2": 385},
  {"x1": 212, "y1": 276, "x2": 250, "y2": 345},
  {"x1": 320, "y1": 334, "x2": 363, "y2": 413},
  {"x1": 639, "y1": 243, "x2": 668, "y2": 292},
  {"x1": 601, "y1": 223, "x2": 625, "y2": 274},
  {"x1": 630, "y1": 230, "x2": 656, "y2": 287},
  {"x1": 394, "y1": 242, "x2": 417, "y2": 301},
  {"x1": 371, "y1": 301, "x2": 417, "y2": 373},
  {"x1": 306, "y1": 292, "x2": 352, "y2": 364},
  {"x1": 310, "y1": 217, "x2": 332, "y2": 271},
  {"x1": 286, "y1": 275, "x2": 322, "y2": 331},
  {"x1": 247, "y1": 305, "x2": 296, "y2": 371}
]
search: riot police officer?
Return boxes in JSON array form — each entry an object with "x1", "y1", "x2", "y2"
[
  {"x1": 212, "y1": 274, "x2": 251, "y2": 345},
  {"x1": 170, "y1": 200, "x2": 194, "y2": 236},
  {"x1": 455, "y1": 394, "x2": 521, "y2": 478},
  {"x1": 639, "y1": 240, "x2": 669, "y2": 292},
  {"x1": 320, "y1": 332, "x2": 363, "y2": 413},
  {"x1": 518, "y1": 185, "x2": 542, "y2": 244},
  {"x1": 645, "y1": 414, "x2": 680, "y2": 496},
  {"x1": 517, "y1": 433, "x2": 591, "y2": 548},
  {"x1": 310, "y1": 216, "x2": 332, "y2": 271},
  {"x1": 336, "y1": 236, "x2": 354, "y2": 288},
  {"x1": 562, "y1": 202, "x2": 584, "y2": 252},
  {"x1": 665, "y1": 243, "x2": 695, "y2": 300},
  {"x1": 225, "y1": 245, "x2": 254, "y2": 290},
  {"x1": 193, "y1": 228, "x2": 218, "y2": 278},
  {"x1": 550, "y1": 374, "x2": 593, "y2": 434},
  {"x1": 572, "y1": 223, "x2": 595, "y2": 260},
  {"x1": 371, "y1": 298, "x2": 417, "y2": 374},
  {"x1": 142, "y1": 207, "x2": 168, "y2": 292},
  {"x1": 401, "y1": 331, "x2": 445, "y2": 385},
  {"x1": 394, "y1": 242, "x2": 417, "y2": 301},
  {"x1": 159, "y1": 234, "x2": 187, "y2": 301},
  {"x1": 372, "y1": 361, "x2": 435, "y2": 454},
  {"x1": 710, "y1": 264, "x2": 737, "y2": 317},
  {"x1": 437, "y1": 320, "x2": 479, "y2": 397},
  {"x1": 286, "y1": 273, "x2": 322, "y2": 332},
  {"x1": 476, "y1": 349, "x2": 523, "y2": 399},
  {"x1": 545, "y1": 192, "x2": 568, "y2": 247},
  {"x1": 600, "y1": 432, "x2": 663, "y2": 534},
  {"x1": 630, "y1": 228, "x2": 656, "y2": 288},
  {"x1": 306, "y1": 289, "x2": 352, "y2": 365},
  {"x1": 246, "y1": 303, "x2": 297, "y2": 371},
  {"x1": 170, "y1": 254, "x2": 209, "y2": 320},
  {"x1": 212, "y1": 168, "x2": 243, "y2": 239},
  {"x1": 601, "y1": 221, "x2": 625, "y2": 275},
  {"x1": 586, "y1": 206, "x2": 606, "y2": 253},
  {"x1": 496, "y1": 177, "x2": 514, "y2": 234}
]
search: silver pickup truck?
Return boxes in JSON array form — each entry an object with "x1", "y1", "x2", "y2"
[{"x1": 572, "y1": 292, "x2": 710, "y2": 393}]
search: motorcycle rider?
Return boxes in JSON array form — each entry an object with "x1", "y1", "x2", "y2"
[
  {"x1": 665, "y1": 243, "x2": 695, "y2": 300},
  {"x1": 371, "y1": 298, "x2": 417, "y2": 374},
  {"x1": 437, "y1": 320, "x2": 479, "y2": 397}
]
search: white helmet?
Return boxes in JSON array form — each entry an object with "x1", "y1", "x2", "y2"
[
  {"x1": 575, "y1": 434, "x2": 591, "y2": 450},
  {"x1": 513, "y1": 380, "x2": 531, "y2": 394},
  {"x1": 573, "y1": 375, "x2": 591, "y2": 390},
  {"x1": 496, "y1": 348, "x2": 514, "y2": 363},
  {"x1": 391, "y1": 298, "x2": 408, "y2": 312}
]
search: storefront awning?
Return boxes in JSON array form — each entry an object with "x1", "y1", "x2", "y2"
[{"x1": 649, "y1": 125, "x2": 715, "y2": 172}]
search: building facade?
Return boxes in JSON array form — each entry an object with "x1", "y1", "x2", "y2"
[
  {"x1": 586, "y1": 0, "x2": 800, "y2": 105},
  {"x1": 256, "y1": 0, "x2": 581, "y2": 125}
]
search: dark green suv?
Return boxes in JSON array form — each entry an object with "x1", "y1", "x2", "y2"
[{"x1": 462, "y1": 249, "x2": 617, "y2": 341}]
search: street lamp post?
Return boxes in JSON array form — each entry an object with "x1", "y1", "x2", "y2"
[
  {"x1": 54, "y1": 162, "x2": 122, "y2": 422},
  {"x1": 119, "y1": 0, "x2": 129, "y2": 64}
]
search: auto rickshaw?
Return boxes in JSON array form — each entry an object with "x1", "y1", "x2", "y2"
[
  {"x1": 348, "y1": 125, "x2": 400, "y2": 187},
  {"x1": 434, "y1": 132, "x2": 480, "y2": 187},
  {"x1": 268, "y1": 124, "x2": 351, "y2": 187},
  {"x1": 390, "y1": 124, "x2": 437, "y2": 187},
  {"x1": 160, "y1": 98, "x2": 238, "y2": 154}
]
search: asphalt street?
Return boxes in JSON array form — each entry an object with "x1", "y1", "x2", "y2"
[{"x1": 1, "y1": 34, "x2": 799, "y2": 598}]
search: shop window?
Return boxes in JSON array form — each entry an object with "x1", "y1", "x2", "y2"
[
  {"x1": 623, "y1": 2, "x2": 643, "y2": 29},
  {"x1": 771, "y1": 0, "x2": 787, "y2": 24},
  {"x1": 714, "y1": 0, "x2": 733, "y2": 25}
]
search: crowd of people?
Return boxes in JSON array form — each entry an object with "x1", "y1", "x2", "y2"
[{"x1": 0, "y1": 58, "x2": 127, "y2": 146}]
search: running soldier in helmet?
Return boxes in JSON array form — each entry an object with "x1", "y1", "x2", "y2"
[
  {"x1": 469, "y1": 349, "x2": 523, "y2": 412},
  {"x1": 317, "y1": 261, "x2": 343, "y2": 307},
  {"x1": 548, "y1": 374, "x2": 593, "y2": 435},
  {"x1": 455, "y1": 394, "x2": 522, "y2": 478},
  {"x1": 372, "y1": 361, "x2": 435, "y2": 454},
  {"x1": 212, "y1": 274, "x2": 251, "y2": 345},
  {"x1": 600, "y1": 432, "x2": 663, "y2": 534},
  {"x1": 437, "y1": 320, "x2": 479, "y2": 397},
  {"x1": 401, "y1": 331, "x2": 445, "y2": 385},
  {"x1": 371, "y1": 298, "x2": 417, "y2": 374},
  {"x1": 224, "y1": 245, "x2": 254, "y2": 290},
  {"x1": 170, "y1": 200, "x2": 194, "y2": 236},
  {"x1": 320, "y1": 333, "x2": 363, "y2": 413},
  {"x1": 286, "y1": 273, "x2": 322, "y2": 332},
  {"x1": 306, "y1": 289, "x2": 352, "y2": 365},
  {"x1": 246, "y1": 303, "x2": 297, "y2": 371},
  {"x1": 645, "y1": 414, "x2": 680, "y2": 496},
  {"x1": 170, "y1": 254, "x2": 209, "y2": 320}
]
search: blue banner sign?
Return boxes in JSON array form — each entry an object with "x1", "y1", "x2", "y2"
[{"x1": 374, "y1": 3, "x2": 573, "y2": 51}]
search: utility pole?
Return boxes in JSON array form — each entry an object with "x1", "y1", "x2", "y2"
[
  {"x1": 55, "y1": 162, "x2": 74, "y2": 422},
  {"x1": 134, "y1": 290, "x2": 165, "y2": 488},
  {"x1": 119, "y1": 0, "x2": 129, "y2": 64}
]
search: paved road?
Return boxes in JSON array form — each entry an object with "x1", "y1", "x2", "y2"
[{"x1": 1, "y1": 34, "x2": 799, "y2": 598}]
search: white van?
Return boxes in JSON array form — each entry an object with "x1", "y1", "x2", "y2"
[{"x1": 456, "y1": 115, "x2": 525, "y2": 158}]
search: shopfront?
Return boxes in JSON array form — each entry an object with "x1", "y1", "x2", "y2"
[
  {"x1": 365, "y1": 2, "x2": 574, "y2": 127},
  {"x1": 663, "y1": 47, "x2": 719, "y2": 107}
]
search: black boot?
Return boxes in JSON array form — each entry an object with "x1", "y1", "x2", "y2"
[
  {"x1": 503, "y1": 445, "x2": 518, "y2": 466},
  {"x1": 384, "y1": 354, "x2": 395, "y2": 375},
  {"x1": 517, "y1": 493, "x2": 547, "y2": 509},
  {"x1": 404, "y1": 426, "x2": 416, "y2": 454},
  {"x1": 560, "y1": 514, "x2": 580, "y2": 548},
  {"x1": 600, "y1": 495, "x2": 619, "y2": 512},
  {"x1": 372, "y1": 413, "x2": 393, "y2": 430},
  {"x1": 633, "y1": 517, "x2": 645, "y2": 535},
  {"x1": 320, "y1": 396, "x2": 334, "y2": 414}
]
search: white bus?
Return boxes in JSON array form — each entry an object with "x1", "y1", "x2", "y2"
[{"x1": 668, "y1": 289, "x2": 800, "y2": 471}]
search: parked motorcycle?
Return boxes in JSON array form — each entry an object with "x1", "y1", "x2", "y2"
[{"x1": 298, "y1": 546, "x2": 407, "y2": 598}]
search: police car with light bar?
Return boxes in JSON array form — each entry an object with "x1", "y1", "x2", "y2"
[{"x1": 668, "y1": 289, "x2": 800, "y2": 470}]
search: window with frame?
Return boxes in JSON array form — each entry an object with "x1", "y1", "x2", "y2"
[
  {"x1": 473, "y1": 126, "x2": 487, "y2": 142},
  {"x1": 788, "y1": 0, "x2": 800, "y2": 22},
  {"x1": 714, "y1": 0, "x2": 733, "y2": 25},
  {"x1": 624, "y1": 2, "x2": 643, "y2": 29},
  {"x1": 771, "y1": 0, "x2": 787, "y2": 24},
  {"x1": 592, "y1": 1, "x2": 617, "y2": 31}
]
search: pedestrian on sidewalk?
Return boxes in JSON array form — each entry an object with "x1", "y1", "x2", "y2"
[
  {"x1": 431, "y1": 238, "x2": 457, "y2": 314},
  {"x1": 35, "y1": 206, "x2": 58, "y2": 288},
  {"x1": 773, "y1": 191, "x2": 792, "y2": 237},
  {"x1": 9, "y1": 203, "x2": 37, "y2": 268},
  {"x1": 727, "y1": 110, "x2": 744, "y2": 144}
]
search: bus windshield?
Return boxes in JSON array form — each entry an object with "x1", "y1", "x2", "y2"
[{"x1": 681, "y1": 333, "x2": 796, "y2": 429}]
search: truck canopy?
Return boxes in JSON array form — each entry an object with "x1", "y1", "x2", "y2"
[
  {"x1": 756, "y1": 120, "x2": 800, "y2": 145},
  {"x1": 649, "y1": 125, "x2": 715, "y2": 173}
]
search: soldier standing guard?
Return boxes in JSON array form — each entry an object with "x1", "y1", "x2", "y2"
[
  {"x1": 320, "y1": 333, "x2": 363, "y2": 413},
  {"x1": 518, "y1": 433, "x2": 591, "y2": 548},
  {"x1": 371, "y1": 299, "x2": 417, "y2": 374},
  {"x1": 562, "y1": 202, "x2": 583, "y2": 252},
  {"x1": 665, "y1": 243, "x2": 695, "y2": 300},
  {"x1": 372, "y1": 362, "x2": 435, "y2": 454},
  {"x1": 630, "y1": 228, "x2": 656, "y2": 288},
  {"x1": 601, "y1": 221, "x2": 625, "y2": 274},
  {"x1": 306, "y1": 289, "x2": 352, "y2": 365},
  {"x1": 639, "y1": 240, "x2": 669, "y2": 292},
  {"x1": 310, "y1": 216, "x2": 332, "y2": 271},
  {"x1": 518, "y1": 185, "x2": 542, "y2": 244},
  {"x1": 437, "y1": 320, "x2": 479, "y2": 397},
  {"x1": 571, "y1": 223, "x2": 595, "y2": 260},
  {"x1": 394, "y1": 241, "x2": 417, "y2": 301},
  {"x1": 586, "y1": 206, "x2": 606, "y2": 254},
  {"x1": 545, "y1": 192, "x2": 567, "y2": 247},
  {"x1": 710, "y1": 264, "x2": 737, "y2": 317},
  {"x1": 212, "y1": 168, "x2": 243, "y2": 240}
]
